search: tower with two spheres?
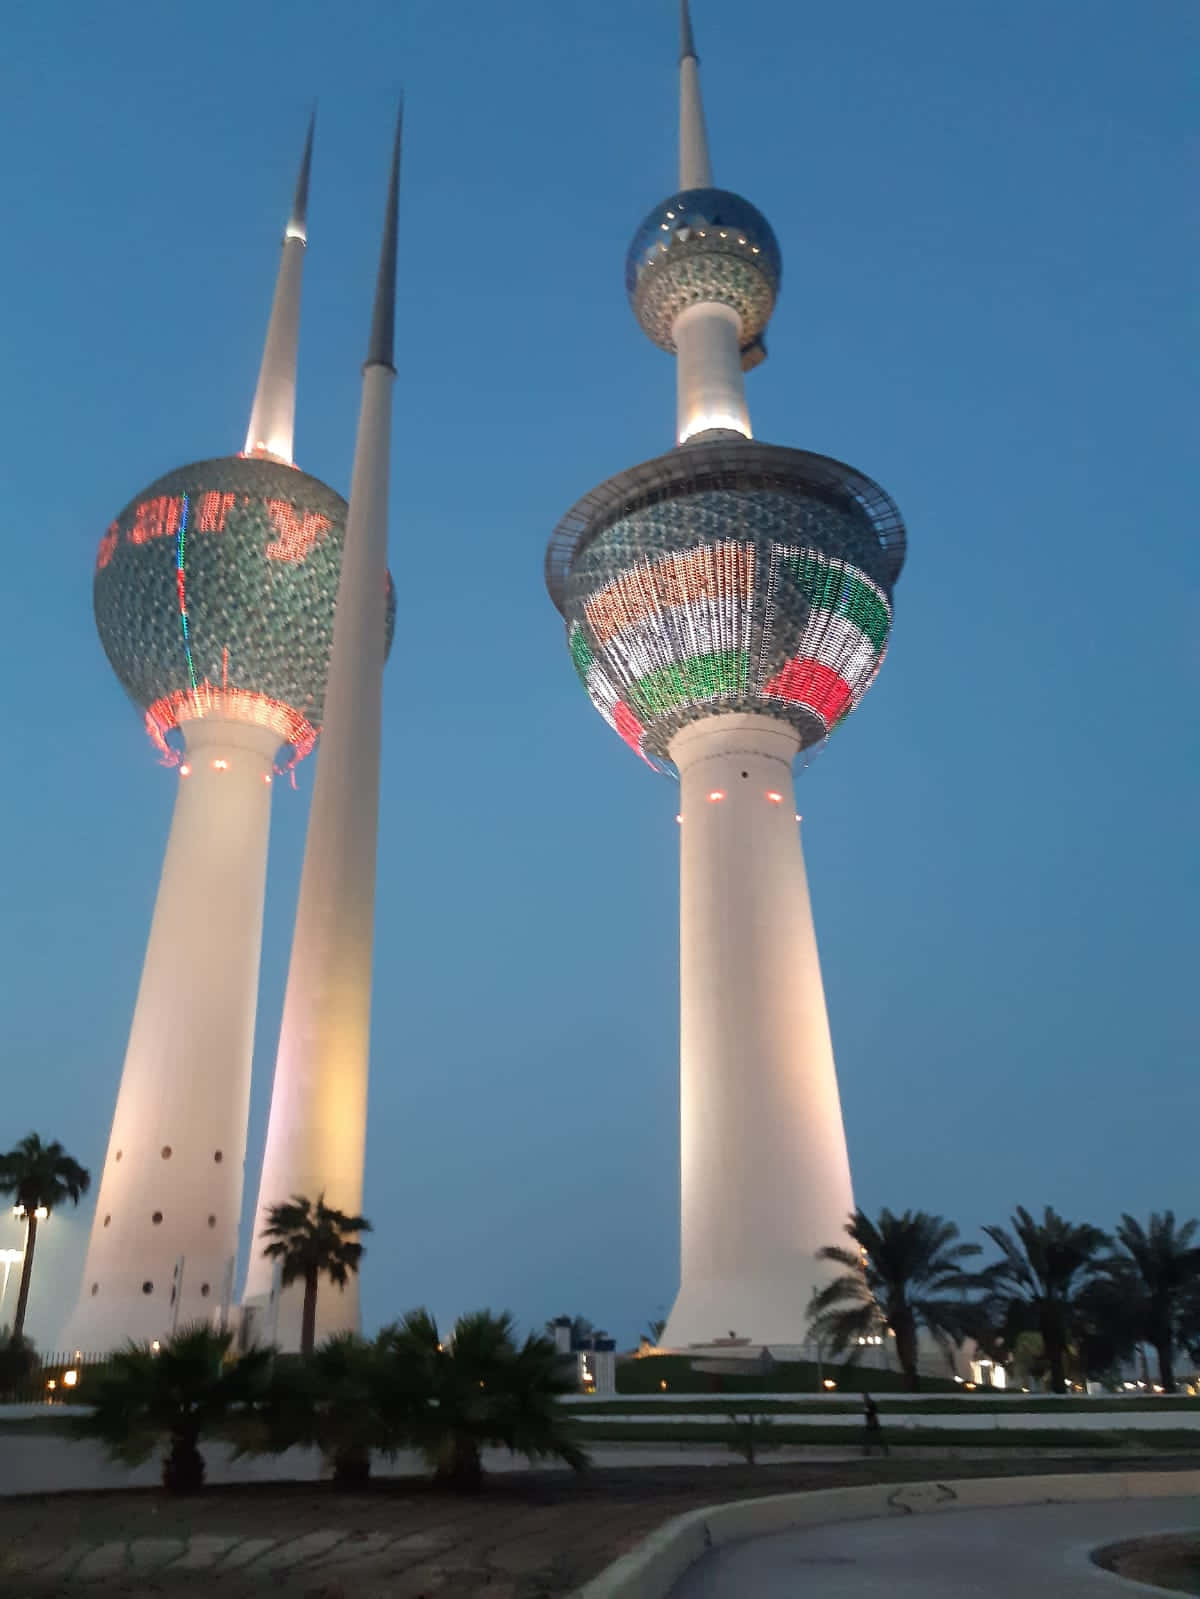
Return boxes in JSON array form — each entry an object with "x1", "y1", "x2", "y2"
[
  {"x1": 546, "y1": 3, "x2": 906, "y2": 1345},
  {"x1": 63, "y1": 119, "x2": 400, "y2": 1352}
]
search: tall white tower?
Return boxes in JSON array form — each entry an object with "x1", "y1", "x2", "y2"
[
  {"x1": 545, "y1": 3, "x2": 907, "y2": 1348},
  {"x1": 242, "y1": 109, "x2": 402, "y2": 1349},
  {"x1": 63, "y1": 123, "x2": 369, "y2": 1352}
]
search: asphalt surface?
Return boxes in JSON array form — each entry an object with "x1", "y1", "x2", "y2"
[{"x1": 669, "y1": 1497, "x2": 1200, "y2": 1596}]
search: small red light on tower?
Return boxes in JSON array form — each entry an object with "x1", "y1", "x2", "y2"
[
  {"x1": 795, "y1": 814, "x2": 803, "y2": 822},
  {"x1": 766, "y1": 791, "x2": 783, "y2": 803},
  {"x1": 263, "y1": 774, "x2": 272, "y2": 785},
  {"x1": 675, "y1": 814, "x2": 682, "y2": 823},
  {"x1": 212, "y1": 759, "x2": 229, "y2": 771},
  {"x1": 707, "y1": 790, "x2": 725, "y2": 802},
  {"x1": 178, "y1": 764, "x2": 191, "y2": 777}
]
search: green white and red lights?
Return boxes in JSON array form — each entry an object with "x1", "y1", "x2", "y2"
[{"x1": 566, "y1": 537, "x2": 892, "y2": 767}]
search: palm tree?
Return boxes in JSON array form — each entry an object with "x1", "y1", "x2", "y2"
[
  {"x1": 384, "y1": 1308, "x2": 588, "y2": 1490},
  {"x1": 74, "y1": 1323, "x2": 270, "y2": 1492},
  {"x1": 1098, "y1": 1213, "x2": 1200, "y2": 1393},
  {"x1": 981, "y1": 1206, "x2": 1108, "y2": 1393},
  {"x1": 247, "y1": 1332, "x2": 403, "y2": 1487},
  {"x1": 809, "y1": 1209, "x2": 982, "y2": 1391},
  {"x1": 260, "y1": 1193, "x2": 371, "y2": 1356},
  {"x1": 0, "y1": 1134, "x2": 90, "y2": 1341},
  {"x1": 543, "y1": 1313, "x2": 594, "y2": 1349}
]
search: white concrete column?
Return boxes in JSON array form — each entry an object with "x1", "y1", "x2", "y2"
[
  {"x1": 661, "y1": 713, "x2": 855, "y2": 1349},
  {"x1": 243, "y1": 363, "x2": 393, "y2": 1347},
  {"x1": 674, "y1": 302, "x2": 751, "y2": 443},
  {"x1": 244, "y1": 234, "x2": 304, "y2": 464},
  {"x1": 61, "y1": 715, "x2": 280, "y2": 1353}
]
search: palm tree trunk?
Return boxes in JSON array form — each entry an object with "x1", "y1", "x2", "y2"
[
  {"x1": 300, "y1": 1267, "x2": 318, "y2": 1356},
  {"x1": 893, "y1": 1317, "x2": 920, "y2": 1392},
  {"x1": 1046, "y1": 1338, "x2": 1067, "y2": 1394},
  {"x1": 332, "y1": 1445, "x2": 371, "y2": 1488},
  {"x1": 11, "y1": 1214, "x2": 38, "y2": 1341},
  {"x1": 163, "y1": 1426, "x2": 205, "y2": 1493},
  {"x1": 1153, "y1": 1336, "x2": 1176, "y2": 1395},
  {"x1": 437, "y1": 1433, "x2": 482, "y2": 1491}
]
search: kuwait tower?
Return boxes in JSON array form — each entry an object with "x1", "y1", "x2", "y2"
[
  {"x1": 242, "y1": 110, "x2": 403, "y2": 1348},
  {"x1": 545, "y1": 4, "x2": 907, "y2": 1346},
  {"x1": 64, "y1": 121, "x2": 390, "y2": 1351}
]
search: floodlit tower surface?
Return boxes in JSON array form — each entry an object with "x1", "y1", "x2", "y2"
[
  {"x1": 242, "y1": 109, "x2": 402, "y2": 1349},
  {"x1": 63, "y1": 124, "x2": 395, "y2": 1354},
  {"x1": 545, "y1": 3, "x2": 907, "y2": 1348}
]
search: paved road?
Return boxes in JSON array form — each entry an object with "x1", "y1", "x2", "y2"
[{"x1": 669, "y1": 1497, "x2": 1200, "y2": 1596}]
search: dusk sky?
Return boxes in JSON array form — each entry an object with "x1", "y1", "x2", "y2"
[{"x1": 1, "y1": 0, "x2": 1194, "y2": 1349}]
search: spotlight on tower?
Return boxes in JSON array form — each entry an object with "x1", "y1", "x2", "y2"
[{"x1": 545, "y1": 2, "x2": 907, "y2": 1350}]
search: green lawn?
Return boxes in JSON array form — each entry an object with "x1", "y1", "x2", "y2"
[
  {"x1": 568, "y1": 1419, "x2": 1200, "y2": 1451},
  {"x1": 615, "y1": 1354, "x2": 960, "y2": 1395},
  {"x1": 575, "y1": 1394, "x2": 1200, "y2": 1417}
]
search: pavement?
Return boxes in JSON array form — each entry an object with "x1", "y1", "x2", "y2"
[{"x1": 667, "y1": 1496, "x2": 1200, "y2": 1596}]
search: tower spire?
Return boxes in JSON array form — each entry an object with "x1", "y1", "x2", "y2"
[
  {"x1": 287, "y1": 107, "x2": 316, "y2": 242},
  {"x1": 679, "y1": 0, "x2": 713, "y2": 190},
  {"x1": 243, "y1": 107, "x2": 401, "y2": 1347},
  {"x1": 366, "y1": 100, "x2": 403, "y2": 370},
  {"x1": 244, "y1": 112, "x2": 315, "y2": 464}
]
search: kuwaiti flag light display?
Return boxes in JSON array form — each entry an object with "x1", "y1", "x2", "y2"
[{"x1": 567, "y1": 538, "x2": 891, "y2": 769}]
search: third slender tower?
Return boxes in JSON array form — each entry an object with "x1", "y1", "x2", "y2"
[
  {"x1": 545, "y1": 5, "x2": 907, "y2": 1347},
  {"x1": 243, "y1": 111, "x2": 403, "y2": 1348}
]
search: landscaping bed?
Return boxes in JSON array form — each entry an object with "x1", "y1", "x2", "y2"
[{"x1": 1096, "y1": 1532, "x2": 1200, "y2": 1595}]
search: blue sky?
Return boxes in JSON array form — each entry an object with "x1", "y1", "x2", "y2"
[{"x1": 0, "y1": 0, "x2": 1194, "y2": 1348}]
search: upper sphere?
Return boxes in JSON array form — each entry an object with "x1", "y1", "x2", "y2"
[
  {"x1": 626, "y1": 188, "x2": 782, "y2": 353},
  {"x1": 95, "y1": 455, "x2": 394, "y2": 765}
]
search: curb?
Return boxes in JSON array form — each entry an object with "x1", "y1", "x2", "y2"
[{"x1": 571, "y1": 1469, "x2": 1200, "y2": 1598}]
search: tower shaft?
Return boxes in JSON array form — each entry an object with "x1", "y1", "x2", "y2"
[
  {"x1": 243, "y1": 111, "x2": 401, "y2": 1348},
  {"x1": 662, "y1": 713, "x2": 854, "y2": 1348},
  {"x1": 62, "y1": 718, "x2": 280, "y2": 1351},
  {"x1": 673, "y1": 6, "x2": 752, "y2": 444},
  {"x1": 674, "y1": 301, "x2": 750, "y2": 442},
  {"x1": 243, "y1": 367, "x2": 392, "y2": 1344}
]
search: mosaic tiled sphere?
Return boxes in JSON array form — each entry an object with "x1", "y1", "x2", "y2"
[
  {"x1": 94, "y1": 455, "x2": 395, "y2": 764},
  {"x1": 625, "y1": 188, "x2": 782, "y2": 353},
  {"x1": 547, "y1": 440, "x2": 904, "y2": 772}
]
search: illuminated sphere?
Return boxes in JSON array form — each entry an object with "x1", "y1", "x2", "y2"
[
  {"x1": 95, "y1": 455, "x2": 395, "y2": 764},
  {"x1": 625, "y1": 188, "x2": 782, "y2": 354},
  {"x1": 547, "y1": 438, "x2": 905, "y2": 771}
]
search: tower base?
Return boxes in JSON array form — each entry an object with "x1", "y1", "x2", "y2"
[{"x1": 662, "y1": 713, "x2": 856, "y2": 1357}]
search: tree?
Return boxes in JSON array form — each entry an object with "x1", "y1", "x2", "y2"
[
  {"x1": 543, "y1": 1314, "x2": 594, "y2": 1349},
  {"x1": 808, "y1": 1209, "x2": 982, "y2": 1391},
  {"x1": 74, "y1": 1324, "x2": 270, "y2": 1492},
  {"x1": 981, "y1": 1206, "x2": 1108, "y2": 1394},
  {"x1": 247, "y1": 1333, "x2": 403, "y2": 1487},
  {"x1": 260, "y1": 1193, "x2": 371, "y2": 1356},
  {"x1": 0, "y1": 1134, "x2": 90, "y2": 1341},
  {"x1": 1097, "y1": 1213, "x2": 1200, "y2": 1394},
  {"x1": 385, "y1": 1308, "x2": 588, "y2": 1490}
]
